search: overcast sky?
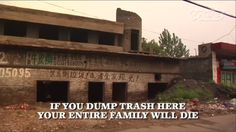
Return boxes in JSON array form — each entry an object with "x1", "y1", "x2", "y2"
[{"x1": 0, "y1": 1, "x2": 235, "y2": 55}]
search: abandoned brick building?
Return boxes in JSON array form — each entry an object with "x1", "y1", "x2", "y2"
[
  {"x1": 198, "y1": 42, "x2": 236, "y2": 88},
  {"x1": 0, "y1": 4, "x2": 235, "y2": 105}
]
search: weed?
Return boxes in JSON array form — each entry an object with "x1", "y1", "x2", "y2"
[{"x1": 157, "y1": 84, "x2": 213, "y2": 102}]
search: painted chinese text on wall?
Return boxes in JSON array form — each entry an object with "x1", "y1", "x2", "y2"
[
  {"x1": 0, "y1": 49, "x2": 136, "y2": 70},
  {"x1": 49, "y1": 70, "x2": 140, "y2": 82}
]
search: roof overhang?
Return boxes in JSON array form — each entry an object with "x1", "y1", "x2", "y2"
[
  {"x1": 0, "y1": 4, "x2": 124, "y2": 34},
  {"x1": 211, "y1": 42, "x2": 236, "y2": 58}
]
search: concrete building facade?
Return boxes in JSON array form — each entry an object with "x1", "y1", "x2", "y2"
[
  {"x1": 198, "y1": 42, "x2": 236, "y2": 88},
  {"x1": 0, "y1": 4, "x2": 180, "y2": 105},
  {"x1": 0, "y1": 5, "x2": 235, "y2": 105}
]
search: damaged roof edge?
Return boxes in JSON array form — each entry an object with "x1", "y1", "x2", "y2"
[{"x1": 0, "y1": 35, "x2": 181, "y2": 61}]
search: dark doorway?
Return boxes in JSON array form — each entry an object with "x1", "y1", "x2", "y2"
[
  {"x1": 148, "y1": 83, "x2": 167, "y2": 100},
  {"x1": 112, "y1": 82, "x2": 127, "y2": 102},
  {"x1": 37, "y1": 81, "x2": 69, "y2": 102},
  {"x1": 88, "y1": 82, "x2": 104, "y2": 102},
  {"x1": 131, "y1": 30, "x2": 139, "y2": 51}
]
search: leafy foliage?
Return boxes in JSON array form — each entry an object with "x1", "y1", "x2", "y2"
[
  {"x1": 142, "y1": 38, "x2": 160, "y2": 55},
  {"x1": 142, "y1": 29, "x2": 190, "y2": 58}
]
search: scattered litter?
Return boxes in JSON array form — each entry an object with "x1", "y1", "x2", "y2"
[{"x1": 186, "y1": 98, "x2": 235, "y2": 116}]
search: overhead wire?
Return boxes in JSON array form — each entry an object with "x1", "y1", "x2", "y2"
[
  {"x1": 38, "y1": 0, "x2": 101, "y2": 19},
  {"x1": 212, "y1": 25, "x2": 236, "y2": 42},
  {"x1": 34, "y1": 1, "x2": 236, "y2": 44},
  {"x1": 183, "y1": 0, "x2": 236, "y2": 19},
  {"x1": 40, "y1": 1, "x2": 203, "y2": 43}
]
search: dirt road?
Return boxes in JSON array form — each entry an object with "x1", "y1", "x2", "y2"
[
  {"x1": 119, "y1": 114, "x2": 236, "y2": 132},
  {"x1": 0, "y1": 103, "x2": 235, "y2": 131}
]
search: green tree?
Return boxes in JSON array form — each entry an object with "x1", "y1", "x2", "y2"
[
  {"x1": 142, "y1": 29, "x2": 189, "y2": 58},
  {"x1": 158, "y1": 29, "x2": 189, "y2": 58},
  {"x1": 142, "y1": 38, "x2": 160, "y2": 55}
]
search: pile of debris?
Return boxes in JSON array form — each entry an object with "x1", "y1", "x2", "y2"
[
  {"x1": 3, "y1": 103, "x2": 34, "y2": 110},
  {"x1": 186, "y1": 98, "x2": 236, "y2": 115}
]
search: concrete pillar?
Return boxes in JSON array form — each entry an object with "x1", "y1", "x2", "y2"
[
  {"x1": 59, "y1": 28, "x2": 70, "y2": 41},
  {"x1": 0, "y1": 20, "x2": 4, "y2": 35},
  {"x1": 88, "y1": 31, "x2": 98, "y2": 44},
  {"x1": 122, "y1": 30, "x2": 131, "y2": 51},
  {"x1": 139, "y1": 28, "x2": 142, "y2": 51},
  {"x1": 114, "y1": 35, "x2": 119, "y2": 46},
  {"x1": 212, "y1": 51, "x2": 219, "y2": 84},
  {"x1": 26, "y1": 23, "x2": 38, "y2": 38}
]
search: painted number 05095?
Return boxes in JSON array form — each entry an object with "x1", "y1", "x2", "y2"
[{"x1": 0, "y1": 68, "x2": 31, "y2": 78}]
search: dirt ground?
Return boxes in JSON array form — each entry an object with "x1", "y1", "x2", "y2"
[
  {"x1": 0, "y1": 103, "x2": 235, "y2": 132},
  {"x1": 119, "y1": 114, "x2": 236, "y2": 132}
]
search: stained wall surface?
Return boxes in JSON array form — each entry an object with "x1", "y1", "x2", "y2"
[{"x1": 0, "y1": 46, "x2": 180, "y2": 105}]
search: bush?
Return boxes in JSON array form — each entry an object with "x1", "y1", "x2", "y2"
[{"x1": 157, "y1": 84, "x2": 213, "y2": 102}]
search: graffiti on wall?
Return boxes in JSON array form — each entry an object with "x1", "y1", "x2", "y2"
[
  {"x1": 0, "y1": 50, "x2": 128, "y2": 69},
  {"x1": 0, "y1": 68, "x2": 31, "y2": 78},
  {"x1": 0, "y1": 48, "x2": 153, "y2": 73},
  {"x1": 49, "y1": 70, "x2": 140, "y2": 82},
  {"x1": 25, "y1": 52, "x2": 87, "y2": 67}
]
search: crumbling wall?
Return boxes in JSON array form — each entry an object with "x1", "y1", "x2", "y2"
[
  {"x1": 0, "y1": 46, "x2": 180, "y2": 105},
  {"x1": 0, "y1": 68, "x2": 154, "y2": 104},
  {"x1": 0, "y1": 47, "x2": 180, "y2": 74},
  {"x1": 180, "y1": 57, "x2": 212, "y2": 82},
  {"x1": 116, "y1": 8, "x2": 142, "y2": 52}
]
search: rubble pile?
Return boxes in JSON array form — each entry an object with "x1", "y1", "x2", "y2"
[{"x1": 186, "y1": 98, "x2": 236, "y2": 115}]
